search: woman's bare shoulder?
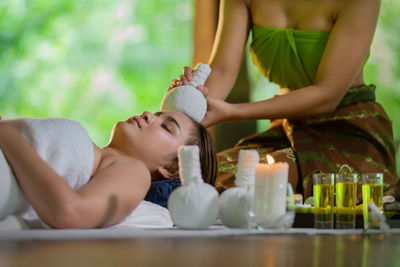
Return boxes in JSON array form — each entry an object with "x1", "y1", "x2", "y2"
[
  {"x1": 111, "y1": 156, "x2": 151, "y2": 182},
  {"x1": 118, "y1": 156, "x2": 149, "y2": 172},
  {"x1": 90, "y1": 152, "x2": 151, "y2": 189},
  {"x1": 92, "y1": 146, "x2": 151, "y2": 183}
]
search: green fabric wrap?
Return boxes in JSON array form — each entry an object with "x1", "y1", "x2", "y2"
[
  {"x1": 250, "y1": 25, "x2": 329, "y2": 89},
  {"x1": 250, "y1": 25, "x2": 373, "y2": 103}
]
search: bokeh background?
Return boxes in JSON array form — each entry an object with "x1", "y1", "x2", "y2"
[{"x1": 0, "y1": 0, "x2": 399, "y2": 172}]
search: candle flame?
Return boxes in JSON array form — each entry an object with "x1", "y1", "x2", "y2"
[{"x1": 266, "y1": 154, "x2": 275, "y2": 164}]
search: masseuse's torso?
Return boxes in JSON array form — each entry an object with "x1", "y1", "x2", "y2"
[{"x1": 247, "y1": 0, "x2": 365, "y2": 89}]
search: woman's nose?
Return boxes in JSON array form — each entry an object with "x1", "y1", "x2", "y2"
[{"x1": 141, "y1": 111, "x2": 154, "y2": 124}]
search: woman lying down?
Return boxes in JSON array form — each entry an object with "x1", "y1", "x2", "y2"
[{"x1": 0, "y1": 111, "x2": 217, "y2": 229}]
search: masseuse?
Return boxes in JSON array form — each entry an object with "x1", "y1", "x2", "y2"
[{"x1": 173, "y1": 0, "x2": 399, "y2": 198}]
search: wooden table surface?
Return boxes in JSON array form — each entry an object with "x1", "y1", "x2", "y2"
[{"x1": 1, "y1": 233, "x2": 399, "y2": 267}]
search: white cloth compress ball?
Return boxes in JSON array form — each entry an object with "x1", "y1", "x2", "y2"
[
  {"x1": 219, "y1": 150, "x2": 259, "y2": 228},
  {"x1": 168, "y1": 145, "x2": 219, "y2": 229},
  {"x1": 219, "y1": 187, "x2": 251, "y2": 228},
  {"x1": 160, "y1": 63, "x2": 211, "y2": 123}
]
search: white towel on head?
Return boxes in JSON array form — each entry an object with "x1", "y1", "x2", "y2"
[{"x1": 0, "y1": 118, "x2": 94, "y2": 225}]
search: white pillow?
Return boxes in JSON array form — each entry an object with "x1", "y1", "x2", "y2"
[
  {"x1": 110, "y1": 201, "x2": 173, "y2": 229},
  {"x1": 0, "y1": 201, "x2": 173, "y2": 230}
]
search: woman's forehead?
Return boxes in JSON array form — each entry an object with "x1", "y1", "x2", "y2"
[
  {"x1": 158, "y1": 111, "x2": 194, "y2": 130},
  {"x1": 158, "y1": 111, "x2": 190, "y2": 122}
]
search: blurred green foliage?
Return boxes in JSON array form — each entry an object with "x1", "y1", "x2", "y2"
[
  {"x1": 0, "y1": 0, "x2": 193, "y2": 145},
  {"x1": 0, "y1": 0, "x2": 399, "y2": 172},
  {"x1": 365, "y1": 1, "x2": 400, "y2": 173}
]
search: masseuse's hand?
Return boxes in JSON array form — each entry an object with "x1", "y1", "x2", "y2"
[
  {"x1": 168, "y1": 66, "x2": 192, "y2": 91},
  {"x1": 201, "y1": 97, "x2": 233, "y2": 128},
  {"x1": 167, "y1": 66, "x2": 209, "y2": 97}
]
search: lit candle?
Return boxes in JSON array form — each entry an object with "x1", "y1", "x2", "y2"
[{"x1": 252, "y1": 155, "x2": 289, "y2": 228}]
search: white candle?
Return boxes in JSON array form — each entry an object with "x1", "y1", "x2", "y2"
[{"x1": 252, "y1": 155, "x2": 289, "y2": 228}]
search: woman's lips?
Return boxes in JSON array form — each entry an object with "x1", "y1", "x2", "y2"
[{"x1": 128, "y1": 117, "x2": 141, "y2": 128}]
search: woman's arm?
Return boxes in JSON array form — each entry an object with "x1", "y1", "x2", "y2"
[
  {"x1": 0, "y1": 123, "x2": 150, "y2": 228},
  {"x1": 203, "y1": 0, "x2": 380, "y2": 126},
  {"x1": 205, "y1": 0, "x2": 251, "y2": 100}
]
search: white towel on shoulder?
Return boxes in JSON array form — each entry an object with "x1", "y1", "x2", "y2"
[{"x1": 0, "y1": 118, "x2": 94, "y2": 224}]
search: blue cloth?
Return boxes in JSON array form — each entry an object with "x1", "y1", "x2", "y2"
[{"x1": 144, "y1": 179, "x2": 181, "y2": 208}]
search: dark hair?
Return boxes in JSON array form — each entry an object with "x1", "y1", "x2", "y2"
[
  {"x1": 165, "y1": 119, "x2": 217, "y2": 186},
  {"x1": 185, "y1": 120, "x2": 218, "y2": 186}
]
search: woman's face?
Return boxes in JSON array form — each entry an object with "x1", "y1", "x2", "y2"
[{"x1": 109, "y1": 111, "x2": 195, "y2": 171}]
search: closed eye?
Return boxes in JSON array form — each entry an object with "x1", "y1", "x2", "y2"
[
  {"x1": 161, "y1": 123, "x2": 172, "y2": 133},
  {"x1": 155, "y1": 111, "x2": 180, "y2": 135}
]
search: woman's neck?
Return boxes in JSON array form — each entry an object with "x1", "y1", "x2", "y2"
[{"x1": 91, "y1": 145, "x2": 123, "y2": 177}]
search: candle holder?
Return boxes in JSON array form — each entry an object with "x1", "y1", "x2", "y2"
[
  {"x1": 246, "y1": 155, "x2": 293, "y2": 230},
  {"x1": 248, "y1": 183, "x2": 295, "y2": 230}
]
